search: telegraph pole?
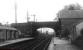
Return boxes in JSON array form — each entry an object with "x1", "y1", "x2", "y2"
[{"x1": 15, "y1": 2, "x2": 17, "y2": 24}]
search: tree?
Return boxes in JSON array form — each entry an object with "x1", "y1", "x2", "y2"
[
  {"x1": 57, "y1": 3, "x2": 83, "y2": 18},
  {"x1": 0, "y1": 23, "x2": 2, "y2": 26},
  {"x1": 65, "y1": 3, "x2": 81, "y2": 10}
]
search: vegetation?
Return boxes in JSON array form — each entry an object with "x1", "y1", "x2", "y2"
[{"x1": 57, "y1": 3, "x2": 83, "y2": 18}]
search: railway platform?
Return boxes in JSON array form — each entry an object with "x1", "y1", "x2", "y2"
[
  {"x1": 0, "y1": 38, "x2": 33, "y2": 47},
  {"x1": 48, "y1": 37, "x2": 81, "y2": 50}
]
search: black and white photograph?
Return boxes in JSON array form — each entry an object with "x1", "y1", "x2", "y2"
[{"x1": 0, "y1": 0, "x2": 83, "y2": 50}]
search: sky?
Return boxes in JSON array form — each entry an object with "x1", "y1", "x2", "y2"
[
  {"x1": 0, "y1": 0, "x2": 83, "y2": 24},
  {"x1": 37, "y1": 27, "x2": 55, "y2": 34}
]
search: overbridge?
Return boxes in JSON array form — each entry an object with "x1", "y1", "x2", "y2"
[{"x1": 11, "y1": 21, "x2": 61, "y2": 36}]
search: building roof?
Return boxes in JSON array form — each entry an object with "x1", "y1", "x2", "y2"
[{"x1": 0, "y1": 26, "x2": 17, "y2": 30}]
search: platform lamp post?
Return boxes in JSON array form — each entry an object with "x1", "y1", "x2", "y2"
[
  {"x1": 35, "y1": 19, "x2": 37, "y2": 22},
  {"x1": 31, "y1": 14, "x2": 36, "y2": 22},
  {"x1": 6, "y1": 22, "x2": 9, "y2": 26},
  {"x1": 33, "y1": 14, "x2": 36, "y2": 22},
  {"x1": 27, "y1": 10, "x2": 30, "y2": 23}
]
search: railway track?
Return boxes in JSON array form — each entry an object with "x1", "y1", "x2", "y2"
[
  {"x1": 0, "y1": 35, "x2": 52, "y2": 50},
  {"x1": 32, "y1": 37, "x2": 51, "y2": 50}
]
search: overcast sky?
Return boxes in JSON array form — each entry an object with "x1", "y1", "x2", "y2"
[{"x1": 0, "y1": 0, "x2": 83, "y2": 24}]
